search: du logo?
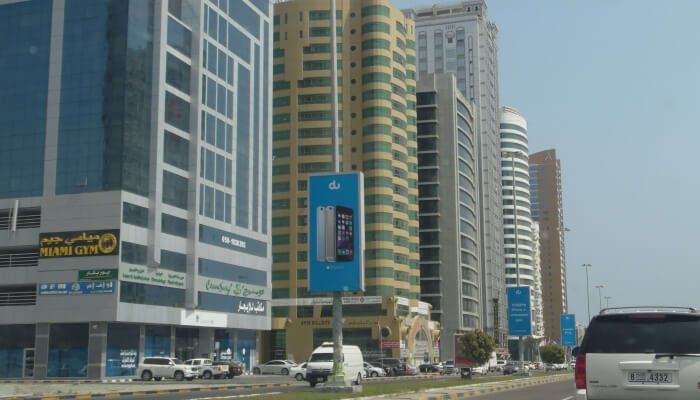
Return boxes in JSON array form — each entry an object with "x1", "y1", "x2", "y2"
[
  {"x1": 515, "y1": 289, "x2": 522, "y2": 295},
  {"x1": 328, "y1": 180, "x2": 341, "y2": 190}
]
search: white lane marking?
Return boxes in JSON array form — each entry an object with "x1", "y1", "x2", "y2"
[
  {"x1": 561, "y1": 396, "x2": 574, "y2": 400},
  {"x1": 197, "y1": 392, "x2": 280, "y2": 400}
]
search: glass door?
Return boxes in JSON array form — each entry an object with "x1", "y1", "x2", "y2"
[{"x1": 23, "y1": 348, "x2": 34, "y2": 378}]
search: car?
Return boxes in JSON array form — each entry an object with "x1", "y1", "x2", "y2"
[
  {"x1": 306, "y1": 342, "x2": 364, "y2": 387},
  {"x1": 213, "y1": 360, "x2": 243, "y2": 378},
  {"x1": 364, "y1": 362, "x2": 386, "y2": 377},
  {"x1": 374, "y1": 358, "x2": 402, "y2": 376},
  {"x1": 252, "y1": 360, "x2": 297, "y2": 375},
  {"x1": 137, "y1": 357, "x2": 196, "y2": 381},
  {"x1": 290, "y1": 362, "x2": 307, "y2": 381},
  {"x1": 471, "y1": 365, "x2": 488, "y2": 375},
  {"x1": 185, "y1": 358, "x2": 228, "y2": 379},
  {"x1": 418, "y1": 363, "x2": 437, "y2": 373},
  {"x1": 503, "y1": 361, "x2": 526, "y2": 375},
  {"x1": 495, "y1": 360, "x2": 506, "y2": 372},
  {"x1": 441, "y1": 360, "x2": 456, "y2": 375},
  {"x1": 575, "y1": 306, "x2": 700, "y2": 400},
  {"x1": 404, "y1": 364, "x2": 418, "y2": 375}
]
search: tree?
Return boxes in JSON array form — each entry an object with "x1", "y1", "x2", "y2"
[
  {"x1": 458, "y1": 329, "x2": 495, "y2": 366},
  {"x1": 540, "y1": 343, "x2": 565, "y2": 364}
]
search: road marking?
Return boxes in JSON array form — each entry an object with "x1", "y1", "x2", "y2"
[
  {"x1": 562, "y1": 397, "x2": 574, "y2": 400},
  {"x1": 197, "y1": 392, "x2": 281, "y2": 400}
]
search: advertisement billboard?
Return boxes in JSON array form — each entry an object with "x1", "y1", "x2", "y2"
[
  {"x1": 507, "y1": 287, "x2": 531, "y2": 336},
  {"x1": 561, "y1": 314, "x2": 576, "y2": 346},
  {"x1": 308, "y1": 172, "x2": 365, "y2": 292},
  {"x1": 39, "y1": 229, "x2": 120, "y2": 258}
]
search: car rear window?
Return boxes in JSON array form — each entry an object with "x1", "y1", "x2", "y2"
[
  {"x1": 582, "y1": 314, "x2": 700, "y2": 354},
  {"x1": 309, "y1": 353, "x2": 333, "y2": 362}
]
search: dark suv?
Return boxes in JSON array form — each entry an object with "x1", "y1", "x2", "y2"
[{"x1": 374, "y1": 358, "x2": 401, "y2": 376}]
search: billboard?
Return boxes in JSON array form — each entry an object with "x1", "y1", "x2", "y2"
[
  {"x1": 40, "y1": 229, "x2": 120, "y2": 258},
  {"x1": 308, "y1": 172, "x2": 365, "y2": 292},
  {"x1": 561, "y1": 314, "x2": 576, "y2": 346},
  {"x1": 38, "y1": 281, "x2": 115, "y2": 295},
  {"x1": 507, "y1": 287, "x2": 531, "y2": 336}
]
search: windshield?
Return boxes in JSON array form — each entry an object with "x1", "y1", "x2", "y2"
[
  {"x1": 309, "y1": 353, "x2": 333, "y2": 362},
  {"x1": 583, "y1": 314, "x2": 700, "y2": 354},
  {"x1": 172, "y1": 359, "x2": 184, "y2": 365}
]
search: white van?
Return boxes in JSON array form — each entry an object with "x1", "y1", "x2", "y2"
[{"x1": 306, "y1": 342, "x2": 364, "y2": 387}]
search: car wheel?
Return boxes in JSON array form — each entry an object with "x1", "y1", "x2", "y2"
[
  {"x1": 203, "y1": 370, "x2": 212, "y2": 380},
  {"x1": 309, "y1": 378, "x2": 317, "y2": 387},
  {"x1": 253, "y1": 367, "x2": 261, "y2": 375},
  {"x1": 281, "y1": 368, "x2": 289, "y2": 375},
  {"x1": 141, "y1": 370, "x2": 152, "y2": 381},
  {"x1": 371, "y1": 371, "x2": 378, "y2": 377},
  {"x1": 174, "y1": 371, "x2": 184, "y2": 381},
  {"x1": 295, "y1": 373, "x2": 304, "y2": 381},
  {"x1": 355, "y1": 372, "x2": 362, "y2": 385}
]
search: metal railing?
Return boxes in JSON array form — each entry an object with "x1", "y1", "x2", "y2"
[
  {"x1": 0, "y1": 289, "x2": 36, "y2": 306},
  {"x1": 0, "y1": 207, "x2": 41, "y2": 230},
  {"x1": 0, "y1": 248, "x2": 39, "y2": 268}
]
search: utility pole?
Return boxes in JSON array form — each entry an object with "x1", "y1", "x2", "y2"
[
  {"x1": 581, "y1": 264, "x2": 592, "y2": 322},
  {"x1": 595, "y1": 284, "x2": 605, "y2": 314},
  {"x1": 604, "y1": 296, "x2": 612, "y2": 308}
]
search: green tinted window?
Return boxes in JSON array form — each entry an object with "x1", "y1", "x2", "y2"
[
  {"x1": 365, "y1": 176, "x2": 393, "y2": 188},
  {"x1": 365, "y1": 249, "x2": 393, "y2": 260},
  {"x1": 273, "y1": 64, "x2": 284, "y2": 74},
  {"x1": 361, "y1": 5, "x2": 390, "y2": 17},
  {"x1": 273, "y1": 80, "x2": 290, "y2": 90},
  {"x1": 298, "y1": 145, "x2": 332, "y2": 156},
  {"x1": 299, "y1": 127, "x2": 333, "y2": 138},
  {"x1": 362, "y1": 22, "x2": 390, "y2": 34},
  {"x1": 362, "y1": 39, "x2": 390, "y2": 50},
  {"x1": 273, "y1": 147, "x2": 290, "y2": 159},
  {"x1": 273, "y1": 130, "x2": 290, "y2": 141},
  {"x1": 272, "y1": 252, "x2": 289, "y2": 262},
  {"x1": 393, "y1": 52, "x2": 405, "y2": 65},
  {"x1": 272, "y1": 164, "x2": 290, "y2": 176},
  {"x1": 366, "y1": 212, "x2": 394, "y2": 224},
  {"x1": 363, "y1": 89, "x2": 391, "y2": 101},
  {"x1": 303, "y1": 59, "x2": 342, "y2": 71},
  {"x1": 272, "y1": 270, "x2": 290, "y2": 280},
  {"x1": 363, "y1": 124, "x2": 391, "y2": 136},
  {"x1": 272, "y1": 182, "x2": 289, "y2": 192},
  {"x1": 309, "y1": 10, "x2": 342, "y2": 20},
  {"x1": 393, "y1": 68, "x2": 405, "y2": 81},
  {"x1": 363, "y1": 73, "x2": 391, "y2": 84},
  {"x1": 363, "y1": 106, "x2": 392, "y2": 118},
  {"x1": 363, "y1": 141, "x2": 392, "y2": 153},
  {"x1": 272, "y1": 113, "x2": 290, "y2": 124},
  {"x1": 272, "y1": 234, "x2": 290, "y2": 245},
  {"x1": 303, "y1": 43, "x2": 342, "y2": 54},
  {"x1": 272, "y1": 199, "x2": 290, "y2": 209},
  {"x1": 273, "y1": 96, "x2": 290, "y2": 107},
  {"x1": 273, "y1": 48, "x2": 284, "y2": 58},
  {"x1": 298, "y1": 93, "x2": 342, "y2": 104},
  {"x1": 362, "y1": 55, "x2": 391, "y2": 67},
  {"x1": 365, "y1": 194, "x2": 393, "y2": 205},
  {"x1": 366, "y1": 230, "x2": 393, "y2": 241},
  {"x1": 299, "y1": 162, "x2": 332, "y2": 173}
]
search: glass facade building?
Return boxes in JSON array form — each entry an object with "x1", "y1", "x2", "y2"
[{"x1": 0, "y1": 0, "x2": 272, "y2": 379}]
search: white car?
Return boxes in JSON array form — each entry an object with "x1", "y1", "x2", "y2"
[
  {"x1": 252, "y1": 360, "x2": 297, "y2": 375},
  {"x1": 471, "y1": 365, "x2": 488, "y2": 375},
  {"x1": 306, "y1": 342, "x2": 364, "y2": 387},
  {"x1": 575, "y1": 306, "x2": 700, "y2": 400},
  {"x1": 290, "y1": 362, "x2": 307, "y2": 381},
  {"x1": 137, "y1": 357, "x2": 196, "y2": 381},
  {"x1": 364, "y1": 362, "x2": 386, "y2": 378},
  {"x1": 184, "y1": 358, "x2": 228, "y2": 379}
]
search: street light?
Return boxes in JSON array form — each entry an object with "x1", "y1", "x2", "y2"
[
  {"x1": 594, "y1": 284, "x2": 605, "y2": 313},
  {"x1": 582, "y1": 264, "x2": 592, "y2": 322},
  {"x1": 604, "y1": 296, "x2": 612, "y2": 308}
]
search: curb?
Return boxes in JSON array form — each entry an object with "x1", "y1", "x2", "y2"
[
  {"x1": 415, "y1": 374, "x2": 572, "y2": 400},
  {"x1": 1, "y1": 382, "x2": 291, "y2": 400}
]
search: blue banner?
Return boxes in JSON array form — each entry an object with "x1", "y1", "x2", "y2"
[
  {"x1": 39, "y1": 280, "x2": 115, "y2": 295},
  {"x1": 507, "y1": 287, "x2": 531, "y2": 336},
  {"x1": 561, "y1": 314, "x2": 576, "y2": 346},
  {"x1": 308, "y1": 173, "x2": 365, "y2": 292}
]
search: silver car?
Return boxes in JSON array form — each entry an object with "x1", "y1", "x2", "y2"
[{"x1": 252, "y1": 359, "x2": 297, "y2": 375}]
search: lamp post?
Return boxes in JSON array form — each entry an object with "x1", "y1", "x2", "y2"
[
  {"x1": 595, "y1": 284, "x2": 605, "y2": 313},
  {"x1": 604, "y1": 296, "x2": 612, "y2": 308},
  {"x1": 581, "y1": 264, "x2": 592, "y2": 322}
]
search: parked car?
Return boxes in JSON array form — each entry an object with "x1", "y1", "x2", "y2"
[
  {"x1": 502, "y1": 361, "x2": 524, "y2": 375},
  {"x1": 574, "y1": 306, "x2": 700, "y2": 400},
  {"x1": 290, "y1": 362, "x2": 307, "y2": 381},
  {"x1": 306, "y1": 342, "x2": 364, "y2": 387},
  {"x1": 419, "y1": 363, "x2": 442, "y2": 373},
  {"x1": 213, "y1": 360, "x2": 243, "y2": 378},
  {"x1": 495, "y1": 360, "x2": 506, "y2": 372},
  {"x1": 374, "y1": 358, "x2": 402, "y2": 376},
  {"x1": 471, "y1": 365, "x2": 488, "y2": 375},
  {"x1": 364, "y1": 362, "x2": 386, "y2": 377},
  {"x1": 252, "y1": 360, "x2": 297, "y2": 375},
  {"x1": 441, "y1": 360, "x2": 456, "y2": 375},
  {"x1": 185, "y1": 358, "x2": 227, "y2": 379},
  {"x1": 405, "y1": 364, "x2": 418, "y2": 375},
  {"x1": 137, "y1": 357, "x2": 196, "y2": 381}
]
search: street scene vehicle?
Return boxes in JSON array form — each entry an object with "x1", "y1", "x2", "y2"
[
  {"x1": 364, "y1": 362, "x2": 385, "y2": 377},
  {"x1": 290, "y1": 362, "x2": 307, "y2": 381},
  {"x1": 374, "y1": 358, "x2": 402, "y2": 376},
  {"x1": 213, "y1": 360, "x2": 243, "y2": 378},
  {"x1": 306, "y1": 343, "x2": 364, "y2": 387},
  {"x1": 575, "y1": 307, "x2": 700, "y2": 400},
  {"x1": 184, "y1": 358, "x2": 227, "y2": 379},
  {"x1": 137, "y1": 357, "x2": 196, "y2": 381},
  {"x1": 252, "y1": 360, "x2": 297, "y2": 375}
]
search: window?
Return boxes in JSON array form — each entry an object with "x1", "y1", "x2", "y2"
[
  {"x1": 162, "y1": 171, "x2": 188, "y2": 209},
  {"x1": 361, "y1": 5, "x2": 390, "y2": 17},
  {"x1": 122, "y1": 203, "x2": 148, "y2": 228},
  {"x1": 363, "y1": 73, "x2": 391, "y2": 84},
  {"x1": 121, "y1": 242, "x2": 147, "y2": 265},
  {"x1": 362, "y1": 39, "x2": 390, "y2": 51},
  {"x1": 163, "y1": 131, "x2": 189, "y2": 170},
  {"x1": 165, "y1": 92, "x2": 190, "y2": 132},
  {"x1": 165, "y1": 53, "x2": 191, "y2": 94},
  {"x1": 362, "y1": 22, "x2": 390, "y2": 34},
  {"x1": 162, "y1": 213, "x2": 188, "y2": 238},
  {"x1": 362, "y1": 55, "x2": 391, "y2": 67},
  {"x1": 167, "y1": 17, "x2": 192, "y2": 56}
]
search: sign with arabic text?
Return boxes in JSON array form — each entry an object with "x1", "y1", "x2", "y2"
[
  {"x1": 196, "y1": 277, "x2": 268, "y2": 299},
  {"x1": 78, "y1": 268, "x2": 118, "y2": 281},
  {"x1": 39, "y1": 280, "x2": 115, "y2": 295},
  {"x1": 40, "y1": 229, "x2": 120, "y2": 258},
  {"x1": 120, "y1": 266, "x2": 186, "y2": 289}
]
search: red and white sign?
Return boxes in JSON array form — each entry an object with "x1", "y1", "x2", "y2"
[{"x1": 381, "y1": 340, "x2": 400, "y2": 349}]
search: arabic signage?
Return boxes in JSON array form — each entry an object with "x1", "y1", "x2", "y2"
[
  {"x1": 120, "y1": 349, "x2": 137, "y2": 369},
  {"x1": 120, "y1": 266, "x2": 186, "y2": 289},
  {"x1": 381, "y1": 340, "x2": 400, "y2": 349},
  {"x1": 308, "y1": 172, "x2": 365, "y2": 293},
  {"x1": 235, "y1": 299, "x2": 266, "y2": 315},
  {"x1": 560, "y1": 314, "x2": 576, "y2": 347},
  {"x1": 78, "y1": 269, "x2": 118, "y2": 281},
  {"x1": 507, "y1": 287, "x2": 532, "y2": 336},
  {"x1": 39, "y1": 281, "x2": 115, "y2": 295},
  {"x1": 40, "y1": 229, "x2": 120, "y2": 258},
  {"x1": 196, "y1": 277, "x2": 268, "y2": 299},
  {"x1": 271, "y1": 296, "x2": 382, "y2": 306}
]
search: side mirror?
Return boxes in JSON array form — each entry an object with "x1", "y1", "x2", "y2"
[{"x1": 571, "y1": 346, "x2": 579, "y2": 356}]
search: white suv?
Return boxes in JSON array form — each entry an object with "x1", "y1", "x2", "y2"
[
  {"x1": 137, "y1": 357, "x2": 196, "y2": 381},
  {"x1": 185, "y1": 358, "x2": 228, "y2": 379},
  {"x1": 575, "y1": 306, "x2": 700, "y2": 399}
]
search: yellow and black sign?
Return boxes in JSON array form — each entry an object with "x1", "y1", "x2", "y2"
[{"x1": 39, "y1": 229, "x2": 120, "y2": 258}]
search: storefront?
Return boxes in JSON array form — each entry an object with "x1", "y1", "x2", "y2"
[{"x1": 0, "y1": 325, "x2": 35, "y2": 378}]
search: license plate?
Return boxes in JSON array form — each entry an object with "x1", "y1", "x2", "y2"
[{"x1": 628, "y1": 371, "x2": 673, "y2": 384}]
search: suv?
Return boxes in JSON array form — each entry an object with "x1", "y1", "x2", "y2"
[
  {"x1": 374, "y1": 358, "x2": 401, "y2": 376},
  {"x1": 575, "y1": 306, "x2": 700, "y2": 399},
  {"x1": 137, "y1": 357, "x2": 196, "y2": 381},
  {"x1": 185, "y1": 358, "x2": 228, "y2": 379}
]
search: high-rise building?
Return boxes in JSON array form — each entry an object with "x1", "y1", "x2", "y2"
[
  {"x1": 0, "y1": 0, "x2": 272, "y2": 379},
  {"x1": 499, "y1": 106, "x2": 541, "y2": 338},
  {"x1": 405, "y1": 1, "x2": 505, "y2": 345},
  {"x1": 269, "y1": 0, "x2": 438, "y2": 365},
  {"x1": 416, "y1": 73, "x2": 479, "y2": 360},
  {"x1": 531, "y1": 222, "x2": 545, "y2": 338},
  {"x1": 529, "y1": 149, "x2": 568, "y2": 342}
]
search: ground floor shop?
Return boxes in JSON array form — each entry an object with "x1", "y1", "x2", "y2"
[
  {"x1": 262, "y1": 296, "x2": 440, "y2": 365},
  {"x1": 0, "y1": 323, "x2": 260, "y2": 379}
]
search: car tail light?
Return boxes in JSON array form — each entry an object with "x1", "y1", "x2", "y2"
[{"x1": 575, "y1": 353, "x2": 586, "y2": 389}]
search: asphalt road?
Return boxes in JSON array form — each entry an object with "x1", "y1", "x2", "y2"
[{"x1": 474, "y1": 378, "x2": 576, "y2": 400}]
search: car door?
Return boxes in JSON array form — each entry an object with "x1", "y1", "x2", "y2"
[{"x1": 262, "y1": 361, "x2": 276, "y2": 374}]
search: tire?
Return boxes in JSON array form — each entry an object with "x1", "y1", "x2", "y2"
[
  {"x1": 295, "y1": 373, "x2": 304, "y2": 381},
  {"x1": 154, "y1": 377, "x2": 163, "y2": 381},
  {"x1": 174, "y1": 371, "x2": 184, "y2": 381},
  {"x1": 355, "y1": 373, "x2": 362, "y2": 385},
  {"x1": 281, "y1": 368, "x2": 289, "y2": 375},
  {"x1": 203, "y1": 370, "x2": 212, "y2": 380},
  {"x1": 370, "y1": 371, "x2": 378, "y2": 377},
  {"x1": 253, "y1": 367, "x2": 261, "y2": 375},
  {"x1": 141, "y1": 370, "x2": 153, "y2": 381},
  {"x1": 309, "y1": 378, "x2": 317, "y2": 387}
]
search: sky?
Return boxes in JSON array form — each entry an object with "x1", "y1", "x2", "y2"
[{"x1": 392, "y1": 0, "x2": 700, "y2": 325}]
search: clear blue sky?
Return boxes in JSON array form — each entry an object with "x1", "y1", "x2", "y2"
[{"x1": 393, "y1": 0, "x2": 700, "y2": 324}]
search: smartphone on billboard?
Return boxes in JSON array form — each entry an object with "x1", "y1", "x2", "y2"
[
  {"x1": 325, "y1": 206, "x2": 336, "y2": 262},
  {"x1": 316, "y1": 206, "x2": 326, "y2": 262},
  {"x1": 335, "y1": 206, "x2": 354, "y2": 262}
]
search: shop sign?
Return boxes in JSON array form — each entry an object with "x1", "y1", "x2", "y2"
[
  {"x1": 78, "y1": 268, "x2": 118, "y2": 281},
  {"x1": 120, "y1": 349, "x2": 137, "y2": 369},
  {"x1": 396, "y1": 297, "x2": 410, "y2": 306},
  {"x1": 236, "y1": 299, "x2": 266, "y2": 314},
  {"x1": 40, "y1": 229, "x2": 119, "y2": 258},
  {"x1": 39, "y1": 280, "x2": 115, "y2": 295},
  {"x1": 120, "y1": 266, "x2": 186, "y2": 289},
  {"x1": 381, "y1": 340, "x2": 400, "y2": 349},
  {"x1": 271, "y1": 296, "x2": 382, "y2": 306},
  {"x1": 196, "y1": 277, "x2": 268, "y2": 299},
  {"x1": 414, "y1": 340, "x2": 429, "y2": 354}
]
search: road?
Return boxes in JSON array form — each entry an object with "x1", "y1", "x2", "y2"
[{"x1": 474, "y1": 378, "x2": 576, "y2": 400}]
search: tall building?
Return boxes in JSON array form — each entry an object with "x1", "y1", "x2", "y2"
[
  {"x1": 405, "y1": 1, "x2": 505, "y2": 345},
  {"x1": 0, "y1": 0, "x2": 272, "y2": 379},
  {"x1": 416, "y1": 74, "x2": 479, "y2": 360},
  {"x1": 529, "y1": 149, "x2": 567, "y2": 342},
  {"x1": 531, "y1": 222, "x2": 545, "y2": 338},
  {"x1": 269, "y1": 0, "x2": 438, "y2": 365},
  {"x1": 499, "y1": 106, "x2": 540, "y2": 338}
]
